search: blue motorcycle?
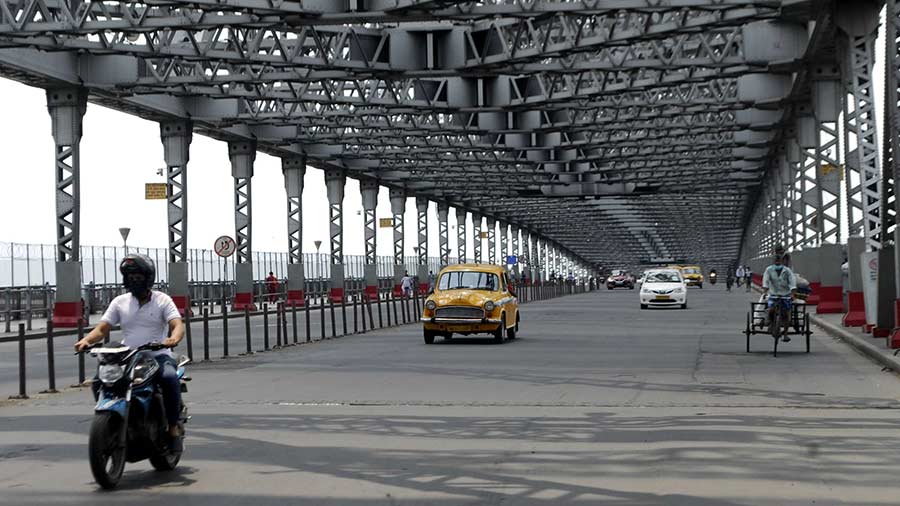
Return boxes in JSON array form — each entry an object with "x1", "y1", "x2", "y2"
[{"x1": 85, "y1": 342, "x2": 190, "y2": 489}]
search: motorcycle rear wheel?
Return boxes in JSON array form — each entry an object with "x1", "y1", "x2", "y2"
[{"x1": 89, "y1": 412, "x2": 126, "y2": 489}]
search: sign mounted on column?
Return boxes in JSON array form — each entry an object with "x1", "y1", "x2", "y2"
[
  {"x1": 506, "y1": 255, "x2": 518, "y2": 265},
  {"x1": 214, "y1": 236, "x2": 236, "y2": 257},
  {"x1": 379, "y1": 218, "x2": 393, "y2": 228},
  {"x1": 145, "y1": 183, "x2": 167, "y2": 200}
]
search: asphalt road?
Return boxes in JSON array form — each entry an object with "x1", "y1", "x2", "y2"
[{"x1": 2, "y1": 286, "x2": 899, "y2": 505}]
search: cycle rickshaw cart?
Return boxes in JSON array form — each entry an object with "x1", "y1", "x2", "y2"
[{"x1": 744, "y1": 298, "x2": 812, "y2": 356}]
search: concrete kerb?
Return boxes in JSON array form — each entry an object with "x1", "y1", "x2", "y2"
[
  {"x1": 810, "y1": 314, "x2": 900, "y2": 375},
  {"x1": 750, "y1": 284, "x2": 900, "y2": 373}
]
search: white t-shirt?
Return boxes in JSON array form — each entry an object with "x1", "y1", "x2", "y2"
[{"x1": 101, "y1": 291, "x2": 182, "y2": 356}]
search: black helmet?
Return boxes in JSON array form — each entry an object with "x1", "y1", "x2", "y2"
[{"x1": 120, "y1": 254, "x2": 156, "y2": 295}]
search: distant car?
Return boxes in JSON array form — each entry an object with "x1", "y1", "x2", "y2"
[
  {"x1": 677, "y1": 265, "x2": 704, "y2": 288},
  {"x1": 420, "y1": 264, "x2": 519, "y2": 344},
  {"x1": 607, "y1": 270, "x2": 634, "y2": 290},
  {"x1": 640, "y1": 269, "x2": 688, "y2": 309}
]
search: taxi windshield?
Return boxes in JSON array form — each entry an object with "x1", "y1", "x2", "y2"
[
  {"x1": 438, "y1": 271, "x2": 499, "y2": 291},
  {"x1": 682, "y1": 267, "x2": 700, "y2": 274},
  {"x1": 646, "y1": 272, "x2": 681, "y2": 283}
]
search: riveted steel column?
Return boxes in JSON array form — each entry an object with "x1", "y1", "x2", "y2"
[
  {"x1": 160, "y1": 120, "x2": 192, "y2": 315},
  {"x1": 389, "y1": 189, "x2": 405, "y2": 295},
  {"x1": 456, "y1": 207, "x2": 467, "y2": 264},
  {"x1": 472, "y1": 213, "x2": 483, "y2": 263},
  {"x1": 511, "y1": 226, "x2": 520, "y2": 278},
  {"x1": 47, "y1": 88, "x2": 86, "y2": 327},
  {"x1": 786, "y1": 136, "x2": 804, "y2": 250},
  {"x1": 437, "y1": 202, "x2": 450, "y2": 269},
  {"x1": 530, "y1": 233, "x2": 540, "y2": 284},
  {"x1": 229, "y1": 140, "x2": 257, "y2": 311},
  {"x1": 325, "y1": 169, "x2": 346, "y2": 303},
  {"x1": 361, "y1": 179, "x2": 379, "y2": 300},
  {"x1": 283, "y1": 155, "x2": 306, "y2": 306},
  {"x1": 486, "y1": 218, "x2": 497, "y2": 265},
  {"x1": 885, "y1": 0, "x2": 900, "y2": 345},
  {"x1": 415, "y1": 197, "x2": 429, "y2": 293},
  {"x1": 500, "y1": 222, "x2": 509, "y2": 271},
  {"x1": 839, "y1": 0, "x2": 884, "y2": 250}
]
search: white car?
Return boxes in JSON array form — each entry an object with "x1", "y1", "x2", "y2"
[{"x1": 639, "y1": 269, "x2": 688, "y2": 309}]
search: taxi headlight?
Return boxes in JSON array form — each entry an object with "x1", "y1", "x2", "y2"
[
  {"x1": 484, "y1": 301, "x2": 495, "y2": 312},
  {"x1": 98, "y1": 364, "x2": 124, "y2": 385},
  {"x1": 425, "y1": 300, "x2": 436, "y2": 310},
  {"x1": 673, "y1": 287, "x2": 684, "y2": 293}
]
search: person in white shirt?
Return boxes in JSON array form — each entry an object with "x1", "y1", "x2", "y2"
[
  {"x1": 75, "y1": 254, "x2": 185, "y2": 442},
  {"x1": 736, "y1": 265, "x2": 745, "y2": 287},
  {"x1": 401, "y1": 271, "x2": 414, "y2": 297},
  {"x1": 762, "y1": 254, "x2": 797, "y2": 341}
]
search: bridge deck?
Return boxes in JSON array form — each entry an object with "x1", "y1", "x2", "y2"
[{"x1": 1, "y1": 286, "x2": 899, "y2": 505}]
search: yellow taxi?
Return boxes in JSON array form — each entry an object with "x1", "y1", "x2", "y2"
[
  {"x1": 675, "y1": 265, "x2": 704, "y2": 288},
  {"x1": 420, "y1": 264, "x2": 519, "y2": 344}
]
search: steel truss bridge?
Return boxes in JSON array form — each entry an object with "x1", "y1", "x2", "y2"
[{"x1": 1, "y1": 0, "x2": 899, "y2": 323}]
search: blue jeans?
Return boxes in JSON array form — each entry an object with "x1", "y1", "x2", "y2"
[{"x1": 155, "y1": 355, "x2": 182, "y2": 427}]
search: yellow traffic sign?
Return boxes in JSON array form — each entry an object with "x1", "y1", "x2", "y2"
[
  {"x1": 379, "y1": 218, "x2": 394, "y2": 228},
  {"x1": 145, "y1": 183, "x2": 167, "y2": 200}
]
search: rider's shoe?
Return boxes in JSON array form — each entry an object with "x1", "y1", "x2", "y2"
[{"x1": 782, "y1": 336, "x2": 791, "y2": 343}]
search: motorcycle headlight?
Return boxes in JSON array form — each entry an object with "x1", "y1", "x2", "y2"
[
  {"x1": 425, "y1": 300, "x2": 436, "y2": 310},
  {"x1": 132, "y1": 356, "x2": 159, "y2": 386},
  {"x1": 484, "y1": 301, "x2": 495, "y2": 312},
  {"x1": 98, "y1": 364, "x2": 124, "y2": 385}
]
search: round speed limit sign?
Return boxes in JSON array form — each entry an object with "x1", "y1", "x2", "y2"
[{"x1": 214, "y1": 236, "x2": 236, "y2": 258}]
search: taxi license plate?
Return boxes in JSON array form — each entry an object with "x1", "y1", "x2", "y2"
[{"x1": 655, "y1": 295, "x2": 671, "y2": 300}]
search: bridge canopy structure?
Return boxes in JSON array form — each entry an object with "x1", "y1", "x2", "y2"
[{"x1": 1, "y1": 0, "x2": 900, "y2": 333}]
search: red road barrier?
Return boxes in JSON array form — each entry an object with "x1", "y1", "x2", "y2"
[
  {"x1": 285, "y1": 289, "x2": 305, "y2": 307},
  {"x1": 815, "y1": 286, "x2": 843, "y2": 314},
  {"x1": 171, "y1": 295, "x2": 192, "y2": 317},
  {"x1": 364, "y1": 285, "x2": 378, "y2": 301},
  {"x1": 890, "y1": 300, "x2": 900, "y2": 349},
  {"x1": 51, "y1": 301, "x2": 83, "y2": 328},
  {"x1": 232, "y1": 292, "x2": 257, "y2": 311},
  {"x1": 842, "y1": 292, "x2": 866, "y2": 327},
  {"x1": 329, "y1": 287, "x2": 345, "y2": 304}
]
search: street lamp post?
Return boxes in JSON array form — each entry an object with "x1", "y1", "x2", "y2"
[{"x1": 119, "y1": 227, "x2": 131, "y2": 255}]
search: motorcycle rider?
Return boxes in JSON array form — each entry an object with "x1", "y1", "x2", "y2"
[
  {"x1": 762, "y1": 254, "x2": 797, "y2": 341},
  {"x1": 75, "y1": 254, "x2": 185, "y2": 445}
]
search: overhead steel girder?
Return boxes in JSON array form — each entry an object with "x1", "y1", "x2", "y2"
[{"x1": 0, "y1": 4, "x2": 775, "y2": 72}]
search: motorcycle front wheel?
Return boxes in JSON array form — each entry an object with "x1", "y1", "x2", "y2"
[{"x1": 89, "y1": 412, "x2": 126, "y2": 489}]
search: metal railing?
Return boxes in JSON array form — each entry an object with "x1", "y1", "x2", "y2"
[{"x1": 4, "y1": 280, "x2": 596, "y2": 399}]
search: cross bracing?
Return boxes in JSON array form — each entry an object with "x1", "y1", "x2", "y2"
[{"x1": 0, "y1": 0, "x2": 844, "y2": 271}]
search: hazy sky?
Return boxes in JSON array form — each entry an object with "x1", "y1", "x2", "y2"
[{"x1": 0, "y1": 78, "x2": 482, "y2": 261}]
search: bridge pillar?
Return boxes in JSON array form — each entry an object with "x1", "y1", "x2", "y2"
[
  {"x1": 816, "y1": 244, "x2": 845, "y2": 314},
  {"x1": 455, "y1": 207, "x2": 467, "y2": 264},
  {"x1": 884, "y1": 0, "x2": 900, "y2": 346},
  {"x1": 511, "y1": 226, "x2": 520, "y2": 278},
  {"x1": 529, "y1": 233, "x2": 540, "y2": 285},
  {"x1": 499, "y1": 222, "x2": 508, "y2": 270},
  {"x1": 160, "y1": 120, "x2": 192, "y2": 316},
  {"x1": 47, "y1": 88, "x2": 87, "y2": 327},
  {"x1": 360, "y1": 179, "x2": 379, "y2": 301},
  {"x1": 389, "y1": 189, "x2": 406, "y2": 296},
  {"x1": 228, "y1": 140, "x2": 257, "y2": 311},
  {"x1": 487, "y1": 217, "x2": 497, "y2": 265},
  {"x1": 283, "y1": 155, "x2": 306, "y2": 307},
  {"x1": 844, "y1": 236, "x2": 867, "y2": 327},
  {"x1": 325, "y1": 169, "x2": 346, "y2": 304},
  {"x1": 437, "y1": 202, "x2": 450, "y2": 269},
  {"x1": 472, "y1": 213, "x2": 483, "y2": 263},
  {"x1": 415, "y1": 196, "x2": 429, "y2": 294}
]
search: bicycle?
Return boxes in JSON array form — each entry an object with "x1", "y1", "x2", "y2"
[{"x1": 768, "y1": 295, "x2": 792, "y2": 356}]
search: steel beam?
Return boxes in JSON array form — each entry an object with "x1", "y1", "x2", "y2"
[
  {"x1": 389, "y1": 188, "x2": 406, "y2": 294},
  {"x1": 325, "y1": 168, "x2": 346, "y2": 303},
  {"x1": 46, "y1": 87, "x2": 86, "y2": 327},
  {"x1": 283, "y1": 154, "x2": 306, "y2": 306},
  {"x1": 361, "y1": 178, "x2": 379, "y2": 300},
  {"x1": 229, "y1": 139, "x2": 257, "y2": 311},
  {"x1": 160, "y1": 120, "x2": 192, "y2": 315}
]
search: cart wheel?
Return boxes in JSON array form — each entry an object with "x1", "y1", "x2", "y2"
[
  {"x1": 805, "y1": 314, "x2": 811, "y2": 353},
  {"x1": 745, "y1": 313, "x2": 751, "y2": 352}
]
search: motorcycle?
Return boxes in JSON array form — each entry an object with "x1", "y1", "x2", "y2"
[
  {"x1": 709, "y1": 270, "x2": 717, "y2": 285},
  {"x1": 83, "y1": 342, "x2": 190, "y2": 489}
]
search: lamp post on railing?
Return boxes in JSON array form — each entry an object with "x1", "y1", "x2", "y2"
[{"x1": 119, "y1": 227, "x2": 130, "y2": 256}]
